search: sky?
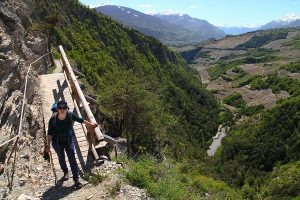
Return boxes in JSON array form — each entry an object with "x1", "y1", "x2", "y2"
[{"x1": 79, "y1": 0, "x2": 300, "y2": 27}]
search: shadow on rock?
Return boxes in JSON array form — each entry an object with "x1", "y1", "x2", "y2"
[{"x1": 42, "y1": 184, "x2": 77, "y2": 200}]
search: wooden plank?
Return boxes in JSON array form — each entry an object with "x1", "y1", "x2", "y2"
[{"x1": 40, "y1": 73, "x2": 92, "y2": 172}]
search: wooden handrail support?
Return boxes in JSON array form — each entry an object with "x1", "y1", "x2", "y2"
[{"x1": 59, "y1": 45, "x2": 104, "y2": 141}]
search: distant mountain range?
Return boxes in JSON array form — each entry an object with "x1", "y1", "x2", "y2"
[
  {"x1": 218, "y1": 26, "x2": 257, "y2": 35},
  {"x1": 261, "y1": 13, "x2": 300, "y2": 30},
  {"x1": 95, "y1": 5, "x2": 225, "y2": 45},
  {"x1": 96, "y1": 5, "x2": 300, "y2": 41},
  {"x1": 220, "y1": 13, "x2": 300, "y2": 35},
  {"x1": 148, "y1": 11, "x2": 225, "y2": 41}
]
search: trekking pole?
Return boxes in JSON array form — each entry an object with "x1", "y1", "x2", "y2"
[
  {"x1": 49, "y1": 150, "x2": 57, "y2": 185},
  {"x1": 43, "y1": 138, "x2": 57, "y2": 185}
]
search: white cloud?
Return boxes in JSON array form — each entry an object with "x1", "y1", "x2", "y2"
[
  {"x1": 189, "y1": 5, "x2": 199, "y2": 9},
  {"x1": 138, "y1": 4, "x2": 152, "y2": 8}
]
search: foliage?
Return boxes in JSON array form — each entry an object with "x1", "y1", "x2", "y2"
[
  {"x1": 99, "y1": 71, "x2": 174, "y2": 154},
  {"x1": 260, "y1": 161, "x2": 300, "y2": 198},
  {"x1": 216, "y1": 96, "x2": 300, "y2": 188},
  {"x1": 232, "y1": 74, "x2": 257, "y2": 88},
  {"x1": 237, "y1": 29, "x2": 288, "y2": 48},
  {"x1": 265, "y1": 74, "x2": 300, "y2": 96},
  {"x1": 179, "y1": 46, "x2": 202, "y2": 63},
  {"x1": 123, "y1": 155, "x2": 240, "y2": 199},
  {"x1": 250, "y1": 74, "x2": 300, "y2": 96},
  {"x1": 83, "y1": 172, "x2": 107, "y2": 185},
  {"x1": 232, "y1": 67, "x2": 244, "y2": 74},
  {"x1": 237, "y1": 105, "x2": 265, "y2": 117},
  {"x1": 208, "y1": 49, "x2": 275, "y2": 80},
  {"x1": 223, "y1": 93, "x2": 246, "y2": 108},
  {"x1": 47, "y1": 65, "x2": 56, "y2": 74},
  {"x1": 52, "y1": 51, "x2": 61, "y2": 59},
  {"x1": 219, "y1": 109, "x2": 234, "y2": 125},
  {"x1": 208, "y1": 60, "x2": 245, "y2": 80},
  {"x1": 196, "y1": 50, "x2": 211, "y2": 59},
  {"x1": 250, "y1": 77, "x2": 268, "y2": 90},
  {"x1": 109, "y1": 180, "x2": 122, "y2": 196},
  {"x1": 282, "y1": 61, "x2": 300, "y2": 73},
  {"x1": 282, "y1": 36, "x2": 300, "y2": 49}
]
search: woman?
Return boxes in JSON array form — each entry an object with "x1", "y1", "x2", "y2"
[{"x1": 46, "y1": 100, "x2": 98, "y2": 188}]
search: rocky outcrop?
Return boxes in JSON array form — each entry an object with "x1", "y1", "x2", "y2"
[{"x1": 0, "y1": 0, "x2": 50, "y2": 157}]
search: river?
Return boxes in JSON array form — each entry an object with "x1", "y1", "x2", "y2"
[{"x1": 207, "y1": 125, "x2": 227, "y2": 156}]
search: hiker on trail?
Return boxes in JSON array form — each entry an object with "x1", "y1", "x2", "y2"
[{"x1": 46, "y1": 100, "x2": 98, "y2": 188}]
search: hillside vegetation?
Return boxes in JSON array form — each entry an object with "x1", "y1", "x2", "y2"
[
  {"x1": 179, "y1": 26, "x2": 300, "y2": 198},
  {"x1": 35, "y1": 0, "x2": 219, "y2": 159}
]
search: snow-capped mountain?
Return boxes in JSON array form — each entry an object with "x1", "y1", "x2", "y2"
[
  {"x1": 220, "y1": 13, "x2": 300, "y2": 35},
  {"x1": 95, "y1": 6, "x2": 225, "y2": 45},
  {"x1": 278, "y1": 13, "x2": 300, "y2": 23},
  {"x1": 148, "y1": 11, "x2": 225, "y2": 40},
  {"x1": 146, "y1": 10, "x2": 184, "y2": 16},
  {"x1": 261, "y1": 13, "x2": 300, "y2": 30}
]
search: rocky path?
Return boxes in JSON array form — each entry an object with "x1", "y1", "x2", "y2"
[
  {"x1": 0, "y1": 135, "x2": 150, "y2": 200},
  {"x1": 53, "y1": 59, "x2": 63, "y2": 74}
]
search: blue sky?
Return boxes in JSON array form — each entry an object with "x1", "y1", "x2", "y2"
[{"x1": 79, "y1": 0, "x2": 300, "y2": 27}]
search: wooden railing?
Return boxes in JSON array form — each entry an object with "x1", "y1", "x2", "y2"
[{"x1": 58, "y1": 46, "x2": 117, "y2": 160}]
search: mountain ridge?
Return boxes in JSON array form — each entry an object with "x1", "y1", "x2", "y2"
[
  {"x1": 95, "y1": 5, "x2": 225, "y2": 45},
  {"x1": 220, "y1": 13, "x2": 300, "y2": 35}
]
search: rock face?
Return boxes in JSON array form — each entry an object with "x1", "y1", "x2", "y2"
[{"x1": 0, "y1": 0, "x2": 50, "y2": 157}]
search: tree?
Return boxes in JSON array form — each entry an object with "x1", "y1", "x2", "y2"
[{"x1": 99, "y1": 71, "x2": 174, "y2": 157}]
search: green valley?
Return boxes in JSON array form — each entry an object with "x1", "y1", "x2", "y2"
[{"x1": 178, "y1": 27, "x2": 300, "y2": 199}]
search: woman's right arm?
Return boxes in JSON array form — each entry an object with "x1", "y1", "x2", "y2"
[
  {"x1": 46, "y1": 135, "x2": 52, "y2": 153},
  {"x1": 47, "y1": 117, "x2": 54, "y2": 153}
]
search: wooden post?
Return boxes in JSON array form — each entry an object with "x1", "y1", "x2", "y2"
[{"x1": 59, "y1": 45, "x2": 104, "y2": 141}]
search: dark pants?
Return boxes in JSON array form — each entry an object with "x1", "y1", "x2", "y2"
[{"x1": 52, "y1": 137, "x2": 79, "y2": 182}]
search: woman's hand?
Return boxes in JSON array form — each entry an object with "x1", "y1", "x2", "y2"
[
  {"x1": 90, "y1": 122, "x2": 98, "y2": 128},
  {"x1": 84, "y1": 120, "x2": 99, "y2": 128}
]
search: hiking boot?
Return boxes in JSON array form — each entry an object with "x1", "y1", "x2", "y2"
[
  {"x1": 62, "y1": 171, "x2": 70, "y2": 181},
  {"x1": 74, "y1": 180, "x2": 83, "y2": 189}
]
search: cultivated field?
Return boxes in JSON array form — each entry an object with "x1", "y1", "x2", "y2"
[{"x1": 182, "y1": 27, "x2": 300, "y2": 110}]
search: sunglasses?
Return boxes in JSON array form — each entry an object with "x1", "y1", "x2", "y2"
[{"x1": 57, "y1": 106, "x2": 67, "y2": 110}]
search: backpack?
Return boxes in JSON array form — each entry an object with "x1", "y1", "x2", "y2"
[{"x1": 51, "y1": 102, "x2": 58, "y2": 113}]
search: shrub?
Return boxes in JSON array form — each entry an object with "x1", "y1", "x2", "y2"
[{"x1": 223, "y1": 93, "x2": 246, "y2": 108}]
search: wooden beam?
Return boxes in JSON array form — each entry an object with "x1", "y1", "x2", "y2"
[
  {"x1": 73, "y1": 68, "x2": 85, "y2": 78},
  {"x1": 103, "y1": 134, "x2": 118, "y2": 144},
  {"x1": 84, "y1": 94, "x2": 98, "y2": 104},
  {"x1": 59, "y1": 45, "x2": 104, "y2": 141}
]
